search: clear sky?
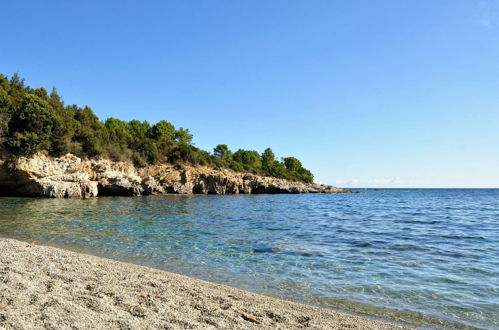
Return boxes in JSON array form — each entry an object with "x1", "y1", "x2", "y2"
[{"x1": 1, "y1": 1, "x2": 498, "y2": 187}]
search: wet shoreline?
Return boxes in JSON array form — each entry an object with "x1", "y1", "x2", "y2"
[{"x1": 0, "y1": 238, "x2": 407, "y2": 329}]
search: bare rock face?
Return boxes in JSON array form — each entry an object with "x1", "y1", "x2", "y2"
[
  {"x1": 0, "y1": 155, "x2": 98, "y2": 198},
  {"x1": 0, "y1": 153, "x2": 349, "y2": 198}
]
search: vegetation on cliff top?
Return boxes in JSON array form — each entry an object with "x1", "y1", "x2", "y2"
[{"x1": 0, "y1": 73, "x2": 313, "y2": 183}]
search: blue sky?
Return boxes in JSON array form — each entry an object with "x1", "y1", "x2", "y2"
[{"x1": 1, "y1": 1, "x2": 498, "y2": 187}]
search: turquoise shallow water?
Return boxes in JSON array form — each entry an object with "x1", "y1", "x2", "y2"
[{"x1": 0, "y1": 189, "x2": 497, "y2": 329}]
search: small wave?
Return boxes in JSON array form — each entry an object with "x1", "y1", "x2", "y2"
[
  {"x1": 392, "y1": 244, "x2": 429, "y2": 252},
  {"x1": 250, "y1": 245, "x2": 325, "y2": 257},
  {"x1": 352, "y1": 241, "x2": 372, "y2": 247},
  {"x1": 440, "y1": 235, "x2": 487, "y2": 241},
  {"x1": 312, "y1": 296, "x2": 474, "y2": 329},
  {"x1": 251, "y1": 247, "x2": 280, "y2": 253}
]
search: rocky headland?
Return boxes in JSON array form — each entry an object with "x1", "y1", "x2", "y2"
[{"x1": 0, "y1": 153, "x2": 349, "y2": 198}]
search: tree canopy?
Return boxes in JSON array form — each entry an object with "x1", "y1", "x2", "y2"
[{"x1": 0, "y1": 73, "x2": 314, "y2": 183}]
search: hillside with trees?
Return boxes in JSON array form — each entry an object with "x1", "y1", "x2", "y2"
[{"x1": 0, "y1": 73, "x2": 313, "y2": 183}]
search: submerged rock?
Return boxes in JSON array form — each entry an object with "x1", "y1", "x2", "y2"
[{"x1": 0, "y1": 153, "x2": 349, "y2": 198}]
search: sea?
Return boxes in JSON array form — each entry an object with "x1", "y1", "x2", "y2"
[{"x1": 0, "y1": 189, "x2": 497, "y2": 329}]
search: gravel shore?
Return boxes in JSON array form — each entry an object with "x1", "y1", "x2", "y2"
[{"x1": 0, "y1": 238, "x2": 408, "y2": 329}]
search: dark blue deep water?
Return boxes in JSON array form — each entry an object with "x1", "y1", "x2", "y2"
[{"x1": 0, "y1": 189, "x2": 497, "y2": 328}]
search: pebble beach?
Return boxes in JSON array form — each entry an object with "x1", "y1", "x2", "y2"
[{"x1": 0, "y1": 238, "x2": 407, "y2": 329}]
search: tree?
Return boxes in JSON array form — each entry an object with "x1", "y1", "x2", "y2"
[
  {"x1": 269, "y1": 161, "x2": 287, "y2": 179},
  {"x1": 9, "y1": 73, "x2": 25, "y2": 89},
  {"x1": 174, "y1": 127, "x2": 193, "y2": 145},
  {"x1": 105, "y1": 117, "x2": 131, "y2": 142},
  {"x1": 0, "y1": 75, "x2": 11, "y2": 139},
  {"x1": 49, "y1": 112, "x2": 74, "y2": 156},
  {"x1": 33, "y1": 87, "x2": 48, "y2": 99},
  {"x1": 213, "y1": 144, "x2": 232, "y2": 161},
  {"x1": 49, "y1": 88, "x2": 63, "y2": 108},
  {"x1": 261, "y1": 147, "x2": 275, "y2": 174},
  {"x1": 283, "y1": 157, "x2": 302, "y2": 172},
  {"x1": 229, "y1": 161, "x2": 244, "y2": 172},
  {"x1": 298, "y1": 168, "x2": 314, "y2": 183},
  {"x1": 128, "y1": 120, "x2": 151, "y2": 141},
  {"x1": 7, "y1": 73, "x2": 26, "y2": 112},
  {"x1": 233, "y1": 149, "x2": 262, "y2": 172},
  {"x1": 6, "y1": 94, "x2": 57, "y2": 155},
  {"x1": 150, "y1": 120, "x2": 175, "y2": 143},
  {"x1": 47, "y1": 88, "x2": 76, "y2": 156},
  {"x1": 73, "y1": 106, "x2": 104, "y2": 156}
]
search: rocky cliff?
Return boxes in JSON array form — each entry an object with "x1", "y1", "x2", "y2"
[{"x1": 0, "y1": 153, "x2": 349, "y2": 198}]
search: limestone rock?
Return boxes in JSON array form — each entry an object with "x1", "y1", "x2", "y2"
[{"x1": 0, "y1": 153, "x2": 350, "y2": 198}]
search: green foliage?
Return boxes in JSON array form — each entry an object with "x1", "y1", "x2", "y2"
[
  {"x1": 261, "y1": 147, "x2": 275, "y2": 174},
  {"x1": 73, "y1": 106, "x2": 104, "y2": 156},
  {"x1": 0, "y1": 73, "x2": 315, "y2": 183},
  {"x1": 0, "y1": 75, "x2": 11, "y2": 139},
  {"x1": 227, "y1": 161, "x2": 242, "y2": 172},
  {"x1": 8, "y1": 73, "x2": 27, "y2": 112},
  {"x1": 269, "y1": 161, "x2": 288, "y2": 178},
  {"x1": 105, "y1": 117, "x2": 131, "y2": 143},
  {"x1": 128, "y1": 120, "x2": 151, "y2": 142},
  {"x1": 282, "y1": 157, "x2": 313, "y2": 183},
  {"x1": 174, "y1": 127, "x2": 193, "y2": 145},
  {"x1": 6, "y1": 94, "x2": 57, "y2": 155},
  {"x1": 210, "y1": 145, "x2": 313, "y2": 182},
  {"x1": 283, "y1": 157, "x2": 302, "y2": 172},
  {"x1": 150, "y1": 120, "x2": 175, "y2": 143},
  {"x1": 213, "y1": 144, "x2": 232, "y2": 161},
  {"x1": 233, "y1": 149, "x2": 262, "y2": 173}
]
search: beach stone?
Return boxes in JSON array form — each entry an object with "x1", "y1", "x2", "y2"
[{"x1": 0, "y1": 237, "x2": 408, "y2": 329}]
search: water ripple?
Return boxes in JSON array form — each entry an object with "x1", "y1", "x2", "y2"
[{"x1": 0, "y1": 189, "x2": 498, "y2": 329}]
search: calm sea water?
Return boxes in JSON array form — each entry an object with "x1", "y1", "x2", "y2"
[{"x1": 0, "y1": 189, "x2": 497, "y2": 329}]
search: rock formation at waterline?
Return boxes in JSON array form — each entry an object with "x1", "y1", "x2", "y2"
[{"x1": 0, "y1": 153, "x2": 349, "y2": 198}]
